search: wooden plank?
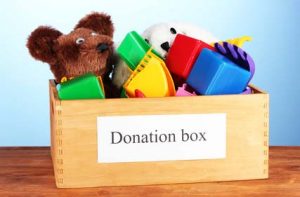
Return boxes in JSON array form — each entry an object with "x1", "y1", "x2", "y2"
[
  {"x1": 49, "y1": 81, "x2": 269, "y2": 188},
  {"x1": 0, "y1": 147, "x2": 299, "y2": 197}
]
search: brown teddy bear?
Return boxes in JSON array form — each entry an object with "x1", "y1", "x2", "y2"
[{"x1": 27, "y1": 12, "x2": 117, "y2": 97}]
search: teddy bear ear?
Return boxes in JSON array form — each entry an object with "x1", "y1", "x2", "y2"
[
  {"x1": 75, "y1": 12, "x2": 114, "y2": 37},
  {"x1": 27, "y1": 26, "x2": 62, "y2": 64}
]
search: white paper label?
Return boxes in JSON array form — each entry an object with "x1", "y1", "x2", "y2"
[{"x1": 97, "y1": 113, "x2": 226, "y2": 163}]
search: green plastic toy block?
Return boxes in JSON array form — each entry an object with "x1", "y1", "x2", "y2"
[
  {"x1": 117, "y1": 31, "x2": 161, "y2": 71},
  {"x1": 120, "y1": 88, "x2": 128, "y2": 98},
  {"x1": 57, "y1": 73, "x2": 105, "y2": 100}
]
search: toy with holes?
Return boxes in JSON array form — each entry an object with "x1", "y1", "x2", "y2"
[
  {"x1": 186, "y1": 42, "x2": 255, "y2": 95},
  {"x1": 123, "y1": 50, "x2": 176, "y2": 98},
  {"x1": 166, "y1": 34, "x2": 215, "y2": 82},
  {"x1": 57, "y1": 73, "x2": 105, "y2": 100}
]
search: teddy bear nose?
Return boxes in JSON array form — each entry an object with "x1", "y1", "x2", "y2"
[
  {"x1": 161, "y1": 42, "x2": 170, "y2": 52},
  {"x1": 97, "y1": 43, "x2": 109, "y2": 53}
]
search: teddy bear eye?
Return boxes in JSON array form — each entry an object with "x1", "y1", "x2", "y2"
[
  {"x1": 91, "y1": 32, "x2": 98, "y2": 36},
  {"x1": 170, "y1": 27, "x2": 177, "y2": 34},
  {"x1": 76, "y1": 37, "x2": 85, "y2": 45}
]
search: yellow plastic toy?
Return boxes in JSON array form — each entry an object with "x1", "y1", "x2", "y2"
[
  {"x1": 226, "y1": 36, "x2": 252, "y2": 47},
  {"x1": 123, "y1": 50, "x2": 176, "y2": 98},
  {"x1": 212, "y1": 36, "x2": 252, "y2": 48}
]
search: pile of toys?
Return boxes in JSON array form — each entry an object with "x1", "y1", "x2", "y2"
[
  {"x1": 117, "y1": 31, "x2": 176, "y2": 98},
  {"x1": 117, "y1": 31, "x2": 255, "y2": 98},
  {"x1": 27, "y1": 12, "x2": 255, "y2": 100}
]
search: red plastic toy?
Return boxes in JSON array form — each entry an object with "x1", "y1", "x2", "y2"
[
  {"x1": 135, "y1": 89, "x2": 146, "y2": 98},
  {"x1": 166, "y1": 34, "x2": 215, "y2": 80}
]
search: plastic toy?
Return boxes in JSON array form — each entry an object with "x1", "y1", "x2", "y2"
[
  {"x1": 166, "y1": 34, "x2": 215, "y2": 80},
  {"x1": 242, "y1": 86, "x2": 252, "y2": 94},
  {"x1": 120, "y1": 88, "x2": 128, "y2": 98},
  {"x1": 142, "y1": 22, "x2": 218, "y2": 59},
  {"x1": 117, "y1": 31, "x2": 161, "y2": 71},
  {"x1": 112, "y1": 23, "x2": 219, "y2": 90},
  {"x1": 186, "y1": 48, "x2": 251, "y2": 95},
  {"x1": 135, "y1": 89, "x2": 146, "y2": 98},
  {"x1": 225, "y1": 36, "x2": 252, "y2": 48},
  {"x1": 176, "y1": 83, "x2": 197, "y2": 97},
  {"x1": 57, "y1": 73, "x2": 105, "y2": 100},
  {"x1": 215, "y1": 42, "x2": 255, "y2": 82},
  {"x1": 123, "y1": 50, "x2": 176, "y2": 98},
  {"x1": 27, "y1": 12, "x2": 115, "y2": 97}
]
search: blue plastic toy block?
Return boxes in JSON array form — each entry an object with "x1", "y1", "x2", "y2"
[{"x1": 186, "y1": 48, "x2": 251, "y2": 95}]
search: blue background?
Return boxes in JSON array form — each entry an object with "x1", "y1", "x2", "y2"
[{"x1": 0, "y1": 0, "x2": 299, "y2": 146}]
